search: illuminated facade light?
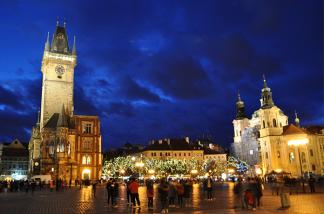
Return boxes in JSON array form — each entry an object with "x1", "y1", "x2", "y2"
[{"x1": 288, "y1": 138, "x2": 309, "y2": 146}]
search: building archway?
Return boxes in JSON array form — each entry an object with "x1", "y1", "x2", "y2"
[{"x1": 82, "y1": 169, "x2": 91, "y2": 180}]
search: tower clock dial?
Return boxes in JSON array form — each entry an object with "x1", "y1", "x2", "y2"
[{"x1": 55, "y1": 65, "x2": 65, "y2": 76}]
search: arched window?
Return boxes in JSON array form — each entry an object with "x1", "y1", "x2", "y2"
[
  {"x1": 82, "y1": 156, "x2": 87, "y2": 164},
  {"x1": 82, "y1": 155, "x2": 91, "y2": 165},
  {"x1": 263, "y1": 121, "x2": 266, "y2": 128},
  {"x1": 273, "y1": 119, "x2": 277, "y2": 127},
  {"x1": 86, "y1": 156, "x2": 91, "y2": 164}
]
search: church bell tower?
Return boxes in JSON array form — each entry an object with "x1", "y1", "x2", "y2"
[{"x1": 40, "y1": 21, "x2": 77, "y2": 129}]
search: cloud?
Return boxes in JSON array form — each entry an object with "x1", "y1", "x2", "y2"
[
  {"x1": 118, "y1": 76, "x2": 161, "y2": 103},
  {"x1": 0, "y1": 85, "x2": 25, "y2": 109},
  {"x1": 144, "y1": 54, "x2": 214, "y2": 100}
]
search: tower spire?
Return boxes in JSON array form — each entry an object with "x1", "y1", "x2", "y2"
[
  {"x1": 260, "y1": 75, "x2": 274, "y2": 109},
  {"x1": 295, "y1": 110, "x2": 300, "y2": 127},
  {"x1": 263, "y1": 74, "x2": 268, "y2": 88},
  {"x1": 44, "y1": 32, "x2": 50, "y2": 51},
  {"x1": 72, "y1": 36, "x2": 76, "y2": 55},
  {"x1": 235, "y1": 90, "x2": 247, "y2": 120}
]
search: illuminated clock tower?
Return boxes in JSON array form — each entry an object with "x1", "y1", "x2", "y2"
[{"x1": 40, "y1": 22, "x2": 77, "y2": 129}]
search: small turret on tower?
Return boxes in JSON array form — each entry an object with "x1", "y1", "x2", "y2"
[
  {"x1": 44, "y1": 32, "x2": 50, "y2": 51},
  {"x1": 295, "y1": 111, "x2": 300, "y2": 127},
  {"x1": 72, "y1": 36, "x2": 76, "y2": 55},
  {"x1": 235, "y1": 90, "x2": 248, "y2": 120},
  {"x1": 260, "y1": 74, "x2": 275, "y2": 109}
]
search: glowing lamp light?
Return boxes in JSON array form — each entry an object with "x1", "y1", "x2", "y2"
[
  {"x1": 131, "y1": 156, "x2": 136, "y2": 161},
  {"x1": 191, "y1": 169, "x2": 198, "y2": 174},
  {"x1": 120, "y1": 169, "x2": 125, "y2": 174},
  {"x1": 221, "y1": 173, "x2": 227, "y2": 180},
  {"x1": 135, "y1": 162, "x2": 144, "y2": 167},
  {"x1": 51, "y1": 167, "x2": 54, "y2": 172},
  {"x1": 255, "y1": 168, "x2": 262, "y2": 175},
  {"x1": 228, "y1": 169, "x2": 235, "y2": 173},
  {"x1": 275, "y1": 169, "x2": 282, "y2": 173},
  {"x1": 288, "y1": 139, "x2": 309, "y2": 146},
  {"x1": 148, "y1": 169, "x2": 155, "y2": 174}
]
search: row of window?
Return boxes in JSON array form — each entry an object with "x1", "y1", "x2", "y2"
[
  {"x1": 151, "y1": 152, "x2": 203, "y2": 157},
  {"x1": 82, "y1": 155, "x2": 91, "y2": 165}
]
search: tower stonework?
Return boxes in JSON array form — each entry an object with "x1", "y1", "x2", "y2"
[
  {"x1": 40, "y1": 25, "x2": 76, "y2": 129},
  {"x1": 29, "y1": 23, "x2": 102, "y2": 182}
]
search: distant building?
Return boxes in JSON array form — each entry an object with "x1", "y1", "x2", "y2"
[
  {"x1": 0, "y1": 139, "x2": 29, "y2": 180},
  {"x1": 141, "y1": 137, "x2": 226, "y2": 162},
  {"x1": 232, "y1": 76, "x2": 324, "y2": 176},
  {"x1": 28, "y1": 22, "x2": 102, "y2": 182}
]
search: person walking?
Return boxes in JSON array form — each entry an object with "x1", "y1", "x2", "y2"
[
  {"x1": 176, "y1": 180, "x2": 185, "y2": 208},
  {"x1": 206, "y1": 176, "x2": 213, "y2": 200},
  {"x1": 309, "y1": 176, "x2": 316, "y2": 193},
  {"x1": 158, "y1": 178, "x2": 169, "y2": 213},
  {"x1": 129, "y1": 177, "x2": 140, "y2": 208},
  {"x1": 112, "y1": 179, "x2": 119, "y2": 207},
  {"x1": 146, "y1": 179, "x2": 154, "y2": 210},
  {"x1": 126, "y1": 179, "x2": 132, "y2": 205},
  {"x1": 92, "y1": 181, "x2": 97, "y2": 198},
  {"x1": 183, "y1": 180, "x2": 192, "y2": 207},
  {"x1": 106, "y1": 178, "x2": 113, "y2": 206},
  {"x1": 233, "y1": 178, "x2": 243, "y2": 209},
  {"x1": 168, "y1": 180, "x2": 177, "y2": 207}
]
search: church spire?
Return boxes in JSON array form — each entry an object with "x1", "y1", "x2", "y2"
[
  {"x1": 72, "y1": 36, "x2": 76, "y2": 55},
  {"x1": 235, "y1": 90, "x2": 247, "y2": 120},
  {"x1": 260, "y1": 74, "x2": 275, "y2": 109},
  {"x1": 57, "y1": 104, "x2": 69, "y2": 128},
  {"x1": 295, "y1": 110, "x2": 300, "y2": 127},
  {"x1": 44, "y1": 32, "x2": 50, "y2": 51}
]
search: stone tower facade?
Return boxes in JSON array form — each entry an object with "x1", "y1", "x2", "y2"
[
  {"x1": 29, "y1": 22, "x2": 102, "y2": 182},
  {"x1": 40, "y1": 24, "x2": 76, "y2": 129}
]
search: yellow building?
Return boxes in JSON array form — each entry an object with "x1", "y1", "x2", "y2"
[
  {"x1": 141, "y1": 138, "x2": 204, "y2": 161},
  {"x1": 29, "y1": 22, "x2": 102, "y2": 182},
  {"x1": 260, "y1": 123, "x2": 324, "y2": 177}
]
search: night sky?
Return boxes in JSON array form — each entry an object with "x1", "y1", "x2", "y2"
[{"x1": 0, "y1": 1, "x2": 323, "y2": 149}]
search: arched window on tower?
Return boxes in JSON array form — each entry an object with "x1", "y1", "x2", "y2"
[
  {"x1": 263, "y1": 121, "x2": 266, "y2": 129},
  {"x1": 82, "y1": 156, "x2": 87, "y2": 164},
  {"x1": 273, "y1": 119, "x2": 277, "y2": 127}
]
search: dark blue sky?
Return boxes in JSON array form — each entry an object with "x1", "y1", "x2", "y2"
[{"x1": 0, "y1": 0, "x2": 323, "y2": 149}]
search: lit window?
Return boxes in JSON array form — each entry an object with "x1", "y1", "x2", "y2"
[
  {"x1": 289, "y1": 152, "x2": 295, "y2": 162},
  {"x1": 82, "y1": 155, "x2": 91, "y2": 165},
  {"x1": 249, "y1": 150, "x2": 253, "y2": 155},
  {"x1": 83, "y1": 123, "x2": 93, "y2": 134}
]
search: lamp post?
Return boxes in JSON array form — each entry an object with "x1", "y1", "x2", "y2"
[{"x1": 288, "y1": 138, "x2": 309, "y2": 193}]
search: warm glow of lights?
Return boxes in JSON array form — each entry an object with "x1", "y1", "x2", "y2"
[
  {"x1": 148, "y1": 169, "x2": 155, "y2": 174},
  {"x1": 255, "y1": 168, "x2": 262, "y2": 175},
  {"x1": 205, "y1": 173, "x2": 209, "y2": 177},
  {"x1": 221, "y1": 173, "x2": 227, "y2": 180},
  {"x1": 191, "y1": 169, "x2": 198, "y2": 174},
  {"x1": 51, "y1": 167, "x2": 54, "y2": 172},
  {"x1": 135, "y1": 161, "x2": 144, "y2": 167},
  {"x1": 288, "y1": 138, "x2": 309, "y2": 146},
  {"x1": 228, "y1": 169, "x2": 235, "y2": 173},
  {"x1": 120, "y1": 169, "x2": 125, "y2": 174},
  {"x1": 275, "y1": 168, "x2": 282, "y2": 173},
  {"x1": 131, "y1": 156, "x2": 136, "y2": 161}
]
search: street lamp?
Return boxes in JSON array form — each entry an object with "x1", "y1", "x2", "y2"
[
  {"x1": 191, "y1": 169, "x2": 198, "y2": 177},
  {"x1": 288, "y1": 138, "x2": 309, "y2": 193}
]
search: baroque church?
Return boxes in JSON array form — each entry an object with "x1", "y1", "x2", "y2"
[
  {"x1": 28, "y1": 22, "x2": 102, "y2": 183},
  {"x1": 232, "y1": 76, "x2": 324, "y2": 177}
]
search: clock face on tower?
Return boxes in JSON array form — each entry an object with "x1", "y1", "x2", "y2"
[{"x1": 55, "y1": 65, "x2": 65, "y2": 76}]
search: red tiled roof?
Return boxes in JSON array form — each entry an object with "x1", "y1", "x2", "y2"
[{"x1": 282, "y1": 124, "x2": 308, "y2": 135}]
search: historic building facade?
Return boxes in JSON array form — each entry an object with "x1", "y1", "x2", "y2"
[
  {"x1": 232, "y1": 76, "x2": 324, "y2": 176},
  {"x1": 0, "y1": 139, "x2": 29, "y2": 180},
  {"x1": 141, "y1": 137, "x2": 226, "y2": 162},
  {"x1": 29, "y1": 23, "x2": 102, "y2": 182}
]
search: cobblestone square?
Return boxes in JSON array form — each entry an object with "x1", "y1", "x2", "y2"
[{"x1": 0, "y1": 183, "x2": 323, "y2": 214}]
